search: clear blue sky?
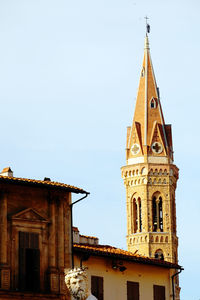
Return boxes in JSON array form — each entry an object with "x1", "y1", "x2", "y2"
[{"x1": 0, "y1": 1, "x2": 199, "y2": 299}]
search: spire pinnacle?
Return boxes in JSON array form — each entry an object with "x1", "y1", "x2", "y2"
[{"x1": 126, "y1": 30, "x2": 173, "y2": 164}]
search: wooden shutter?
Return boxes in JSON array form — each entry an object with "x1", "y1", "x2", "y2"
[
  {"x1": 30, "y1": 233, "x2": 39, "y2": 249},
  {"x1": 19, "y1": 247, "x2": 26, "y2": 290},
  {"x1": 127, "y1": 281, "x2": 139, "y2": 300},
  {"x1": 153, "y1": 285, "x2": 166, "y2": 300},
  {"x1": 25, "y1": 248, "x2": 40, "y2": 291},
  {"x1": 91, "y1": 276, "x2": 104, "y2": 300},
  {"x1": 18, "y1": 232, "x2": 40, "y2": 292},
  {"x1": 32, "y1": 249, "x2": 40, "y2": 291},
  {"x1": 19, "y1": 232, "x2": 26, "y2": 290}
]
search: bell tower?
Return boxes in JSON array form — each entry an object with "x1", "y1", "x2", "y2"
[{"x1": 121, "y1": 33, "x2": 179, "y2": 265}]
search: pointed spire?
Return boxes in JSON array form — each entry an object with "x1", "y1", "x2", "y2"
[
  {"x1": 144, "y1": 35, "x2": 150, "y2": 50},
  {"x1": 126, "y1": 33, "x2": 173, "y2": 164}
]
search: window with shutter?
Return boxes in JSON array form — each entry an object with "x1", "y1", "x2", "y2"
[
  {"x1": 127, "y1": 281, "x2": 139, "y2": 300},
  {"x1": 153, "y1": 285, "x2": 165, "y2": 300},
  {"x1": 91, "y1": 276, "x2": 104, "y2": 300}
]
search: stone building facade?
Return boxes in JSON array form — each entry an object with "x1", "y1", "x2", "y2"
[
  {"x1": 0, "y1": 168, "x2": 87, "y2": 300},
  {"x1": 121, "y1": 35, "x2": 180, "y2": 298}
]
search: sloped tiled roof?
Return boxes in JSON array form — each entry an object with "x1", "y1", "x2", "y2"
[
  {"x1": 0, "y1": 175, "x2": 87, "y2": 194},
  {"x1": 80, "y1": 234, "x2": 98, "y2": 239},
  {"x1": 73, "y1": 243, "x2": 182, "y2": 269}
]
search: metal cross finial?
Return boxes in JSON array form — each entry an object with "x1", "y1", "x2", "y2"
[{"x1": 145, "y1": 16, "x2": 150, "y2": 35}]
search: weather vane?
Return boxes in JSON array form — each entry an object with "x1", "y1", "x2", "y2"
[{"x1": 145, "y1": 16, "x2": 150, "y2": 35}]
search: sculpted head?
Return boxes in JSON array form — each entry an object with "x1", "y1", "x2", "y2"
[{"x1": 65, "y1": 268, "x2": 89, "y2": 300}]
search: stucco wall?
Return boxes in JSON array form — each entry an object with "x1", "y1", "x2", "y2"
[{"x1": 74, "y1": 255, "x2": 171, "y2": 300}]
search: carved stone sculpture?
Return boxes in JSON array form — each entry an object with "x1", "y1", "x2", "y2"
[{"x1": 65, "y1": 268, "x2": 97, "y2": 300}]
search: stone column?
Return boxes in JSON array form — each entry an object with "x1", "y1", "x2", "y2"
[
  {"x1": 64, "y1": 192, "x2": 72, "y2": 268},
  {"x1": 126, "y1": 190, "x2": 131, "y2": 235},
  {"x1": 143, "y1": 183, "x2": 148, "y2": 232},
  {"x1": 49, "y1": 197, "x2": 56, "y2": 267},
  {"x1": 0, "y1": 192, "x2": 10, "y2": 290},
  {"x1": 48, "y1": 195, "x2": 59, "y2": 293},
  {"x1": 58, "y1": 198, "x2": 65, "y2": 293},
  {"x1": 58, "y1": 199, "x2": 64, "y2": 269},
  {"x1": 0, "y1": 192, "x2": 7, "y2": 264}
]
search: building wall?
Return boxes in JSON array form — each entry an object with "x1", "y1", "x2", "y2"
[
  {"x1": 74, "y1": 254, "x2": 172, "y2": 300},
  {"x1": 0, "y1": 182, "x2": 72, "y2": 299}
]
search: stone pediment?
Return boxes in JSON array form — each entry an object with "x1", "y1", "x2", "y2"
[{"x1": 10, "y1": 208, "x2": 49, "y2": 223}]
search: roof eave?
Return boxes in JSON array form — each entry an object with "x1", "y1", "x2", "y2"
[
  {"x1": 73, "y1": 246, "x2": 182, "y2": 270},
  {"x1": 0, "y1": 176, "x2": 88, "y2": 194}
]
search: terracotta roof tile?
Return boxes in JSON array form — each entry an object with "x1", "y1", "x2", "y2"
[
  {"x1": 0, "y1": 175, "x2": 87, "y2": 194},
  {"x1": 2, "y1": 167, "x2": 12, "y2": 172},
  {"x1": 73, "y1": 243, "x2": 182, "y2": 269}
]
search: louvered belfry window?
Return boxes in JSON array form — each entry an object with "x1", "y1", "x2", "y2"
[{"x1": 18, "y1": 231, "x2": 40, "y2": 292}]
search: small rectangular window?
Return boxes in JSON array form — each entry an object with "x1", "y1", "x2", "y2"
[
  {"x1": 91, "y1": 276, "x2": 104, "y2": 300},
  {"x1": 127, "y1": 281, "x2": 139, "y2": 300},
  {"x1": 153, "y1": 285, "x2": 165, "y2": 300}
]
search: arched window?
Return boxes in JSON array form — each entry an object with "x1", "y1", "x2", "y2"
[
  {"x1": 150, "y1": 98, "x2": 157, "y2": 108},
  {"x1": 138, "y1": 198, "x2": 142, "y2": 232},
  {"x1": 141, "y1": 67, "x2": 145, "y2": 77},
  {"x1": 159, "y1": 197, "x2": 163, "y2": 231},
  {"x1": 132, "y1": 196, "x2": 142, "y2": 233},
  {"x1": 132, "y1": 198, "x2": 137, "y2": 233},
  {"x1": 152, "y1": 197, "x2": 157, "y2": 232},
  {"x1": 152, "y1": 194, "x2": 163, "y2": 232},
  {"x1": 155, "y1": 249, "x2": 164, "y2": 260},
  {"x1": 141, "y1": 167, "x2": 147, "y2": 175}
]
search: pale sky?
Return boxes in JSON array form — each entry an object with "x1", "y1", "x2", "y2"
[{"x1": 0, "y1": 1, "x2": 199, "y2": 299}]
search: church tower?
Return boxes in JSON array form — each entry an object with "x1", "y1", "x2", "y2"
[{"x1": 121, "y1": 33, "x2": 179, "y2": 265}]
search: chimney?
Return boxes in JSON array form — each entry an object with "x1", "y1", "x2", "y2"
[
  {"x1": 0, "y1": 167, "x2": 13, "y2": 177},
  {"x1": 73, "y1": 227, "x2": 80, "y2": 244},
  {"x1": 44, "y1": 177, "x2": 51, "y2": 181}
]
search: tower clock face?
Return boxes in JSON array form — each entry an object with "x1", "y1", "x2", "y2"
[
  {"x1": 131, "y1": 143, "x2": 140, "y2": 155},
  {"x1": 151, "y1": 142, "x2": 163, "y2": 154}
]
